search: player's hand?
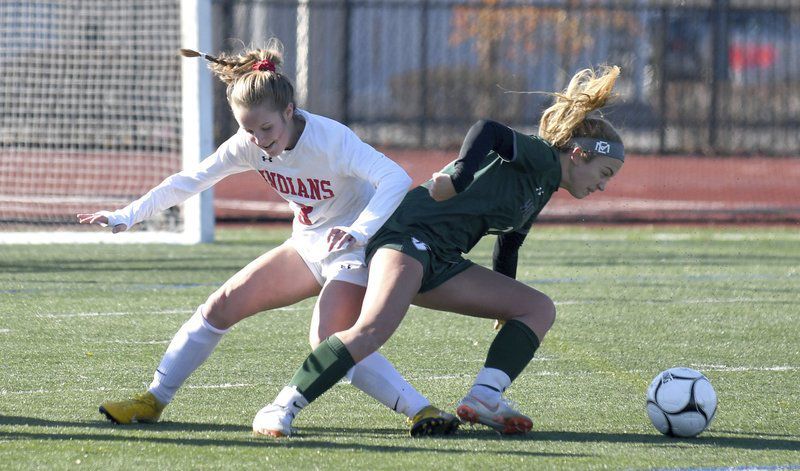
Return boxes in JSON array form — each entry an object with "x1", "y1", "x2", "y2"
[
  {"x1": 76, "y1": 212, "x2": 128, "y2": 233},
  {"x1": 493, "y1": 319, "x2": 505, "y2": 330},
  {"x1": 428, "y1": 172, "x2": 457, "y2": 202},
  {"x1": 326, "y1": 227, "x2": 355, "y2": 253}
]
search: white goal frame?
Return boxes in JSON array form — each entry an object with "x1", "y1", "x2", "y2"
[{"x1": 0, "y1": 0, "x2": 214, "y2": 244}]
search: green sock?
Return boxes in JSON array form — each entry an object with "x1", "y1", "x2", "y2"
[
  {"x1": 289, "y1": 336, "x2": 356, "y2": 404},
  {"x1": 484, "y1": 319, "x2": 541, "y2": 382}
]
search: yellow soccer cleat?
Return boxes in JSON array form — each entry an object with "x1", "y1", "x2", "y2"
[
  {"x1": 407, "y1": 405, "x2": 460, "y2": 437},
  {"x1": 99, "y1": 391, "x2": 165, "y2": 424}
]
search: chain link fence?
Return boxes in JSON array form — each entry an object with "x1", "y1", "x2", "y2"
[{"x1": 210, "y1": 0, "x2": 799, "y2": 155}]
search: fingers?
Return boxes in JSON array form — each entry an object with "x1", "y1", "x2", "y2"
[
  {"x1": 326, "y1": 228, "x2": 354, "y2": 252},
  {"x1": 77, "y1": 212, "x2": 122, "y2": 232},
  {"x1": 337, "y1": 234, "x2": 354, "y2": 250},
  {"x1": 76, "y1": 213, "x2": 108, "y2": 225}
]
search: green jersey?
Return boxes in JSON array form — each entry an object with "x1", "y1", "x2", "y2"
[{"x1": 381, "y1": 131, "x2": 561, "y2": 259}]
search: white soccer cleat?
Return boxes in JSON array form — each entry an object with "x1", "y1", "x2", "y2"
[
  {"x1": 456, "y1": 393, "x2": 533, "y2": 434},
  {"x1": 252, "y1": 403, "x2": 295, "y2": 438}
]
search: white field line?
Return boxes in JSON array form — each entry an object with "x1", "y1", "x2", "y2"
[
  {"x1": 554, "y1": 297, "x2": 779, "y2": 306},
  {"x1": 657, "y1": 466, "x2": 800, "y2": 471},
  {"x1": 643, "y1": 297, "x2": 774, "y2": 305},
  {"x1": 24, "y1": 298, "x2": 785, "y2": 320},
  {"x1": 34, "y1": 309, "x2": 189, "y2": 319},
  {"x1": 184, "y1": 383, "x2": 253, "y2": 390},
  {"x1": 691, "y1": 364, "x2": 798, "y2": 372},
  {"x1": 0, "y1": 328, "x2": 10, "y2": 333},
  {"x1": 488, "y1": 272, "x2": 796, "y2": 286},
  {"x1": 34, "y1": 306, "x2": 308, "y2": 319},
  {"x1": 0, "y1": 383, "x2": 255, "y2": 396},
  {"x1": 3, "y1": 366, "x2": 796, "y2": 396}
]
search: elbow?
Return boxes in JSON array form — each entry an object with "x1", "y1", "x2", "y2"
[{"x1": 471, "y1": 119, "x2": 502, "y2": 134}]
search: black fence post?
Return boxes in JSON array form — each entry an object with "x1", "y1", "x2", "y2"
[
  {"x1": 342, "y1": 0, "x2": 352, "y2": 126},
  {"x1": 657, "y1": 7, "x2": 668, "y2": 155},
  {"x1": 710, "y1": 0, "x2": 729, "y2": 152},
  {"x1": 419, "y1": 0, "x2": 429, "y2": 147}
]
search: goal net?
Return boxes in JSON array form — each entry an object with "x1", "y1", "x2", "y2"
[{"x1": 0, "y1": 0, "x2": 213, "y2": 243}]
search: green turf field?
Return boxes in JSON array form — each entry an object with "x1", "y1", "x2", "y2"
[{"x1": 1, "y1": 226, "x2": 798, "y2": 470}]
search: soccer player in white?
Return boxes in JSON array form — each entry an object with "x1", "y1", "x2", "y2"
[{"x1": 77, "y1": 39, "x2": 459, "y2": 437}]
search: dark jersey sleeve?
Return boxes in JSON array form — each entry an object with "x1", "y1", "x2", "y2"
[
  {"x1": 510, "y1": 131, "x2": 559, "y2": 175},
  {"x1": 450, "y1": 120, "x2": 515, "y2": 193},
  {"x1": 492, "y1": 230, "x2": 528, "y2": 279},
  {"x1": 493, "y1": 212, "x2": 537, "y2": 278}
]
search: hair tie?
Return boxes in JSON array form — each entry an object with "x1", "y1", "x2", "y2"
[{"x1": 252, "y1": 59, "x2": 276, "y2": 72}]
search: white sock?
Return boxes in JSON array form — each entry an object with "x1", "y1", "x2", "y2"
[
  {"x1": 273, "y1": 385, "x2": 309, "y2": 415},
  {"x1": 469, "y1": 367, "x2": 511, "y2": 402},
  {"x1": 148, "y1": 305, "x2": 228, "y2": 405},
  {"x1": 345, "y1": 352, "x2": 430, "y2": 419}
]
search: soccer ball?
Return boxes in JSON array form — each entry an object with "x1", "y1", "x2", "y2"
[{"x1": 646, "y1": 367, "x2": 717, "y2": 438}]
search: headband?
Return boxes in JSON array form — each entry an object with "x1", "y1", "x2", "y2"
[{"x1": 572, "y1": 138, "x2": 625, "y2": 161}]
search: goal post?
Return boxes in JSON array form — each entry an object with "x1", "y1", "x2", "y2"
[
  {"x1": 0, "y1": 0, "x2": 214, "y2": 244},
  {"x1": 181, "y1": 0, "x2": 215, "y2": 244}
]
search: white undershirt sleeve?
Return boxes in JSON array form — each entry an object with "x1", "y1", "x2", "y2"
[
  {"x1": 106, "y1": 134, "x2": 254, "y2": 229},
  {"x1": 336, "y1": 131, "x2": 412, "y2": 246}
]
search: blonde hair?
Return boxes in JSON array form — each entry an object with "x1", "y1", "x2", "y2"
[
  {"x1": 538, "y1": 65, "x2": 621, "y2": 149},
  {"x1": 181, "y1": 38, "x2": 294, "y2": 111}
]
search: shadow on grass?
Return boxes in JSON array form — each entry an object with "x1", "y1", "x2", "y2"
[
  {"x1": 2, "y1": 415, "x2": 798, "y2": 454},
  {"x1": 526, "y1": 430, "x2": 800, "y2": 451},
  {"x1": 0, "y1": 415, "x2": 585, "y2": 458}
]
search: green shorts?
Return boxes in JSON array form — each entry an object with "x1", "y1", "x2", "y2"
[{"x1": 366, "y1": 229, "x2": 474, "y2": 293}]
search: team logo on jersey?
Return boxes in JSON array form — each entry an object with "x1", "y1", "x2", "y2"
[
  {"x1": 258, "y1": 170, "x2": 334, "y2": 201},
  {"x1": 535, "y1": 187, "x2": 544, "y2": 196},
  {"x1": 262, "y1": 155, "x2": 273, "y2": 163},
  {"x1": 410, "y1": 237, "x2": 429, "y2": 252}
]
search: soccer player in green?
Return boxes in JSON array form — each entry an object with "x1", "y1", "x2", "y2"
[{"x1": 252, "y1": 65, "x2": 625, "y2": 435}]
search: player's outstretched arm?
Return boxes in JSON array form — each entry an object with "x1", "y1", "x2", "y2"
[{"x1": 76, "y1": 212, "x2": 128, "y2": 233}]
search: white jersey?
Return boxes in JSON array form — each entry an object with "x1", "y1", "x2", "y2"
[{"x1": 106, "y1": 109, "x2": 412, "y2": 261}]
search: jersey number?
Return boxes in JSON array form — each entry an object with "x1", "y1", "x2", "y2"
[{"x1": 298, "y1": 204, "x2": 313, "y2": 225}]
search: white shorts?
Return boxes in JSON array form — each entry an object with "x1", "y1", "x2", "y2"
[{"x1": 288, "y1": 238, "x2": 368, "y2": 287}]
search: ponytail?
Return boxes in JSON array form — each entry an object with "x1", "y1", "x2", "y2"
[
  {"x1": 538, "y1": 66, "x2": 621, "y2": 149},
  {"x1": 180, "y1": 38, "x2": 294, "y2": 111}
]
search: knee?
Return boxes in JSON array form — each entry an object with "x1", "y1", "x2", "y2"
[
  {"x1": 539, "y1": 293, "x2": 556, "y2": 330},
  {"x1": 517, "y1": 291, "x2": 556, "y2": 335}
]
